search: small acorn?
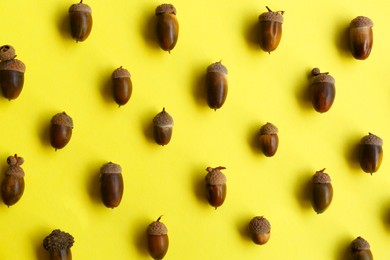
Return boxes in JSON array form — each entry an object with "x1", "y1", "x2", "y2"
[
  {"x1": 350, "y1": 236, "x2": 373, "y2": 260},
  {"x1": 100, "y1": 162, "x2": 123, "y2": 208},
  {"x1": 112, "y1": 66, "x2": 132, "y2": 106},
  {"x1": 258, "y1": 6, "x2": 284, "y2": 53},
  {"x1": 0, "y1": 45, "x2": 26, "y2": 100},
  {"x1": 50, "y1": 112, "x2": 73, "y2": 150},
  {"x1": 69, "y1": 0, "x2": 93, "y2": 42},
  {"x1": 349, "y1": 16, "x2": 373, "y2": 60},
  {"x1": 147, "y1": 216, "x2": 169, "y2": 260},
  {"x1": 205, "y1": 61, "x2": 228, "y2": 110},
  {"x1": 155, "y1": 4, "x2": 179, "y2": 52},
  {"x1": 1, "y1": 154, "x2": 25, "y2": 206},
  {"x1": 311, "y1": 68, "x2": 335, "y2": 113},
  {"x1": 248, "y1": 216, "x2": 271, "y2": 245},
  {"x1": 205, "y1": 166, "x2": 226, "y2": 209},
  {"x1": 43, "y1": 229, "x2": 74, "y2": 260},
  {"x1": 359, "y1": 133, "x2": 383, "y2": 174},
  {"x1": 259, "y1": 122, "x2": 279, "y2": 157},
  {"x1": 153, "y1": 108, "x2": 173, "y2": 146},
  {"x1": 311, "y1": 168, "x2": 333, "y2": 214}
]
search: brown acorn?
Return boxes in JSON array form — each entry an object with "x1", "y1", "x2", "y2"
[
  {"x1": 147, "y1": 216, "x2": 169, "y2": 260},
  {"x1": 100, "y1": 162, "x2": 123, "y2": 208},
  {"x1": 248, "y1": 216, "x2": 271, "y2": 245},
  {"x1": 259, "y1": 122, "x2": 279, "y2": 157},
  {"x1": 153, "y1": 108, "x2": 173, "y2": 146},
  {"x1": 258, "y1": 6, "x2": 284, "y2": 53},
  {"x1": 349, "y1": 16, "x2": 373, "y2": 60},
  {"x1": 205, "y1": 166, "x2": 227, "y2": 209},
  {"x1": 155, "y1": 4, "x2": 179, "y2": 52},
  {"x1": 311, "y1": 168, "x2": 333, "y2": 214},
  {"x1": 69, "y1": 0, "x2": 93, "y2": 42},
  {"x1": 359, "y1": 133, "x2": 383, "y2": 174},
  {"x1": 1, "y1": 154, "x2": 25, "y2": 206},
  {"x1": 205, "y1": 61, "x2": 228, "y2": 110},
  {"x1": 112, "y1": 66, "x2": 132, "y2": 106},
  {"x1": 50, "y1": 112, "x2": 73, "y2": 150},
  {"x1": 311, "y1": 68, "x2": 335, "y2": 113},
  {"x1": 350, "y1": 236, "x2": 373, "y2": 260},
  {"x1": 0, "y1": 45, "x2": 26, "y2": 100},
  {"x1": 43, "y1": 229, "x2": 74, "y2": 260}
]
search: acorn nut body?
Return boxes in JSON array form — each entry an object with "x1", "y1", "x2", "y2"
[
  {"x1": 205, "y1": 166, "x2": 227, "y2": 209},
  {"x1": 311, "y1": 169, "x2": 333, "y2": 214},
  {"x1": 349, "y1": 16, "x2": 373, "y2": 60},
  {"x1": 153, "y1": 108, "x2": 173, "y2": 146},
  {"x1": 258, "y1": 6, "x2": 284, "y2": 53},
  {"x1": 205, "y1": 61, "x2": 228, "y2": 110},
  {"x1": 147, "y1": 216, "x2": 169, "y2": 260},
  {"x1": 350, "y1": 236, "x2": 373, "y2": 260},
  {"x1": 112, "y1": 67, "x2": 132, "y2": 106},
  {"x1": 50, "y1": 112, "x2": 73, "y2": 150},
  {"x1": 311, "y1": 68, "x2": 335, "y2": 113},
  {"x1": 100, "y1": 162, "x2": 123, "y2": 208},
  {"x1": 259, "y1": 122, "x2": 279, "y2": 157},
  {"x1": 248, "y1": 216, "x2": 271, "y2": 245},
  {"x1": 1, "y1": 154, "x2": 25, "y2": 206},
  {"x1": 155, "y1": 4, "x2": 179, "y2": 52},
  {"x1": 69, "y1": 0, "x2": 92, "y2": 42},
  {"x1": 359, "y1": 133, "x2": 383, "y2": 174},
  {"x1": 43, "y1": 229, "x2": 74, "y2": 260}
]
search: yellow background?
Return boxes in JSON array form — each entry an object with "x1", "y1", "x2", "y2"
[{"x1": 1, "y1": 0, "x2": 390, "y2": 259}]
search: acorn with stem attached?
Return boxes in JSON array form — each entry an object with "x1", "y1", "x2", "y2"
[
  {"x1": 147, "y1": 216, "x2": 169, "y2": 260},
  {"x1": 43, "y1": 229, "x2": 74, "y2": 260},
  {"x1": 1, "y1": 154, "x2": 25, "y2": 206},
  {"x1": 205, "y1": 166, "x2": 227, "y2": 209},
  {"x1": 349, "y1": 16, "x2": 373, "y2": 60},
  {"x1": 205, "y1": 61, "x2": 228, "y2": 110},
  {"x1": 111, "y1": 66, "x2": 132, "y2": 106},
  {"x1": 153, "y1": 108, "x2": 174, "y2": 146},
  {"x1": 155, "y1": 4, "x2": 179, "y2": 52},
  {"x1": 359, "y1": 133, "x2": 383, "y2": 174},
  {"x1": 248, "y1": 216, "x2": 271, "y2": 245},
  {"x1": 259, "y1": 122, "x2": 279, "y2": 157},
  {"x1": 350, "y1": 236, "x2": 373, "y2": 260},
  {"x1": 311, "y1": 168, "x2": 333, "y2": 214},
  {"x1": 311, "y1": 68, "x2": 335, "y2": 113},
  {"x1": 258, "y1": 6, "x2": 284, "y2": 53},
  {"x1": 50, "y1": 112, "x2": 73, "y2": 150},
  {"x1": 69, "y1": 0, "x2": 93, "y2": 42},
  {"x1": 100, "y1": 162, "x2": 124, "y2": 208}
]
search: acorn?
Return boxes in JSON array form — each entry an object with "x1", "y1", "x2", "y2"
[
  {"x1": 1, "y1": 154, "x2": 25, "y2": 206},
  {"x1": 311, "y1": 168, "x2": 333, "y2": 214},
  {"x1": 350, "y1": 236, "x2": 373, "y2": 260},
  {"x1": 69, "y1": 0, "x2": 93, "y2": 42},
  {"x1": 43, "y1": 229, "x2": 74, "y2": 260},
  {"x1": 50, "y1": 112, "x2": 73, "y2": 150},
  {"x1": 155, "y1": 4, "x2": 179, "y2": 52},
  {"x1": 0, "y1": 45, "x2": 26, "y2": 100},
  {"x1": 147, "y1": 216, "x2": 169, "y2": 260},
  {"x1": 258, "y1": 6, "x2": 284, "y2": 53},
  {"x1": 205, "y1": 166, "x2": 227, "y2": 209},
  {"x1": 111, "y1": 66, "x2": 132, "y2": 106},
  {"x1": 359, "y1": 133, "x2": 383, "y2": 174},
  {"x1": 311, "y1": 68, "x2": 335, "y2": 113},
  {"x1": 248, "y1": 216, "x2": 271, "y2": 245},
  {"x1": 259, "y1": 122, "x2": 279, "y2": 157},
  {"x1": 153, "y1": 108, "x2": 173, "y2": 146},
  {"x1": 100, "y1": 162, "x2": 123, "y2": 208},
  {"x1": 349, "y1": 16, "x2": 373, "y2": 60},
  {"x1": 205, "y1": 61, "x2": 228, "y2": 110}
]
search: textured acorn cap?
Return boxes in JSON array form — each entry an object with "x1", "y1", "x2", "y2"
[
  {"x1": 51, "y1": 112, "x2": 73, "y2": 128},
  {"x1": 351, "y1": 236, "x2": 370, "y2": 251},
  {"x1": 260, "y1": 122, "x2": 278, "y2": 135},
  {"x1": 312, "y1": 73, "x2": 335, "y2": 84},
  {"x1": 0, "y1": 45, "x2": 16, "y2": 61},
  {"x1": 69, "y1": 1, "x2": 92, "y2": 13},
  {"x1": 155, "y1": 3, "x2": 176, "y2": 15},
  {"x1": 0, "y1": 59, "x2": 26, "y2": 73},
  {"x1": 147, "y1": 220, "x2": 168, "y2": 235},
  {"x1": 205, "y1": 167, "x2": 227, "y2": 185},
  {"x1": 360, "y1": 133, "x2": 383, "y2": 146},
  {"x1": 43, "y1": 229, "x2": 74, "y2": 252},
  {"x1": 207, "y1": 61, "x2": 228, "y2": 75},
  {"x1": 5, "y1": 166, "x2": 25, "y2": 178},
  {"x1": 100, "y1": 162, "x2": 122, "y2": 175},
  {"x1": 259, "y1": 10, "x2": 284, "y2": 23},
  {"x1": 249, "y1": 216, "x2": 271, "y2": 234},
  {"x1": 153, "y1": 108, "x2": 174, "y2": 127},
  {"x1": 350, "y1": 16, "x2": 373, "y2": 28},
  {"x1": 312, "y1": 169, "x2": 331, "y2": 184},
  {"x1": 112, "y1": 66, "x2": 130, "y2": 79},
  {"x1": 7, "y1": 155, "x2": 23, "y2": 166}
]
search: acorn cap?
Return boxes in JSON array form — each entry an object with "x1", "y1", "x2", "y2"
[
  {"x1": 350, "y1": 16, "x2": 373, "y2": 28},
  {"x1": 205, "y1": 167, "x2": 227, "y2": 185},
  {"x1": 153, "y1": 108, "x2": 174, "y2": 127},
  {"x1": 5, "y1": 166, "x2": 25, "y2": 178},
  {"x1": 260, "y1": 122, "x2": 278, "y2": 135},
  {"x1": 147, "y1": 219, "x2": 168, "y2": 235},
  {"x1": 100, "y1": 162, "x2": 122, "y2": 175},
  {"x1": 312, "y1": 73, "x2": 335, "y2": 84},
  {"x1": 155, "y1": 3, "x2": 176, "y2": 15},
  {"x1": 351, "y1": 236, "x2": 370, "y2": 251},
  {"x1": 0, "y1": 59, "x2": 26, "y2": 73},
  {"x1": 312, "y1": 169, "x2": 331, "y2": 184},
  {"x1": 207, "y1": 61, "x2": 228, "y2": 75},
  {"x1": 112, "y1": 67, "x2": 130, "y2": 79},
  {"x1": 7, "y1": 154, "x2": 24, "y2": 166},
  {"x1": 249, "y1": 216, "x2": 271, "y2": 234},
  {"x1": 69, "y1": 1, "x2": 92, "y2": 13},
  {"x1": 51, "y1": 112, "x2": 73, "y2": 128},
  {"x1": 43, "y1": 229, "x2": 74, "y2": 252},
  {"x1": 259, "y1": 10, "x2": 284, "y2": 23},
  {"x1": 0, "y1": 45, "x2": 16, "y2": 61},
  {"x1": 360, "y1": 133, "x2": 383, "y2": 146}
]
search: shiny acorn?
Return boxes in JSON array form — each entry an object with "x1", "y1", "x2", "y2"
[
  {"x1": 43, "y1": 229, "x2": 74, "y2": 260},
  {"x1": 112, "y1": 66, "x2": 132, "y2": 106},
  {"x1": 155, "y1": 4, "x2": 179, "y2": 52},
  {"x1": 311, "y1": 68, "x2": 335, "y2": 113},
  {"x1": 259, "y1": 122, "x2": 279, "y2": 157},
  {"x1": 205, "y1": 61, "x2": 228, "y2": 110},
  {"x1": 0, "y1": 45, "x2": 26, "y2": 100},
  {"x1": 258, "y1": 6, "x2": 284, "y2": 53},
  {"x1": 69, "y1": 0, "x2": 92, "y2": 42},
  {"x1": 205, "y1": 166, "x2": 226, "y2": 209},
  {"x1": 311, "y1": 168, "x2": 333, "y2": 214},
  {"x1": 1, "y1": 154, "x2": 25, "y2": 206},
  {"x1": 248, "y1": 216, "x2": 271, "y2": 245},
  {"x1": 350, "y1": 236, "x2": 373, "y2": 260},
  {"x1": 349, "y1": 16, "x2": 373, "y2": 60},
  {"x1": 359, "y1": 133, "x2": 383, "y2": 174},
  {"x1": 50, "y1": 112, "x2": 73, "y2": 150},
  {"x1": 153, "y1": 108, "x2": 173, "y2": 146},
  {"x1": 100, "y1": 162, "x2": 123, "y2": 208},
  {"x1": 147, "y1": 216, "x2": 169, "y2": 260}
]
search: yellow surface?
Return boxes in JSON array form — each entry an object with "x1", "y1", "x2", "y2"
[{"x1": 1, "y1": 0, "x2": 390, "y2": 259}]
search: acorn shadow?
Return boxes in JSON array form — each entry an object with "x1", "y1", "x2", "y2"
[
  {"x1": 294, "y1": 170, "x2": 313, "y2": 211},
  {"x1": 86, "y1": 163, "x2": 101, "y2": 205},
  {"x1": 131, "y1": 217, "x2": 152, "y2": 257},
  {"x1": 141, "y1": 10, "x2": 160, "y2": 50},
  {"x1": 333, "y1": 235, "x2": 353, "y2": 260},
  {"x1": 141, "y1": 109, "x2": 158, "y2": 144},
  {"x1": 191, "y1": 167, "x2": 208, "y2": 207},
  {"x1": 244, "y1": 18, "x2": 262, "y2": 51},
  {"x1": 294, "y1": 68, "x2": 314, "y2": 111},
  {"x1": 37, "y1": 112, "x2": 52, "y2": 149},
  {"x1": 56, "y1": 7, "x2": 72, "y2": 41},
  {"x1": 99, "y1": 69, "x2": 114, "y2": 105},
  {"x1": 246, "y1": 122, "x2": 262, "y2": 155},
  {"x1": 33, "y1": 228, "x2": 51, "y2": 260},
  {"x1": 343, "y1": 134, "x2": 361, "y2": 172},
  {"x1": 235, "y1": 214, "x2": 252, "y2": 242},
  {"x1": 191, "y1": 64, "x2": 208, "y2": 108},
  {"x1": 380, "y1": 200, "x2": 390, "y2": 232},
  {"x1": 334, "y1": 21, "x2": 351, "y2": 58}
]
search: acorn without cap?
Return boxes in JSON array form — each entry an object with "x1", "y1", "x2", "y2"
[
  {"x1": 349, "y1": 16, "x2": 373, "y2": 60},
  {"x1": 147, "y1": 216, "x2": 169, "y2": 260},
  {"x1": 350, "y1": 236, "x2": 373, "y2": 260},
  {"x1": 69, "y1": 0, "x2": 93, "y2": 42},
  {"x1": 153, "y1": 108, "x2": 173, "y2": 146},
  {"x1": 43, "y1": 229, "x2": 74, "y2": 260},
  {"x1": 1, "y1": 154, "x2": 25, "y2": 206},
  {"x1": 50, "y1": 112, "x2": 73, "y2": 150},
  {"x1": 205, "y1": 61, "x2": 228, "y2": 110},
  {"x1": 248, "y1": 216, "x2": 271, "y2": 245},
  {"x1": 311, "y1": 168, "x2": 333, "y2": 214},
  {"x1": 259, "y1": 122, "x2": 279, "y2": 157},
  {"x1": 112, "y1": 66, "x2": 132, "y2": 106},
  {"x1": 205, "y1": 166, "x2": 227, "y2": 209},
  {"x1": 359, "y1": 133, "x2": 383, "y2": 174},
  {"x1": 155, "y1": 4, "x2": 179, "y2": 52},
  {"x1": 100, "y1": 162, "x2": 123, "y2": 208},
  {"x1": 258, "y1": 6, "x2": 284, "y2": 53},
  {"x1": 311, "y1": 68, "x2": 335, "y2": 113}
]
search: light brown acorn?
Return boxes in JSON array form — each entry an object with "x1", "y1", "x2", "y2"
[
  {"x1": 248, "y1": 216, "x2": 271, "y2": 245},
  {"x1": 359, "y1": 133, "x2": 383, "y2": 174},
  {"x1": 112, "y1": 66, "x2": 132, "y2": 106},
  {"x1": 50, "y1": 112, "x2": 73, "y2": 150},
  {"x1": 1, "y1": 154, "x2": 25, "y2": 206},
  {"x1": 350, "y1": 236, "x2": 373, "y2": 260},
  {"x1": 349, "y1": 16, "x2": 373, "y2": 60},
  {"x1": 100, "y1": 162, "x2": 123, "y2": 208},
  {"x1": 69, "y1": 0, "x2": 93, "y2": 42},
  {"x1": 205, "y1": 166, "x2": 227, "y2": 209},
  {"x1": 311, "y1": 169, "x2": 333, "y2": 214},
  {"x1": 259, "y1": 122, "x2": 279, "y2": 157},
  {"x1": 258, "y1": 6, "x2": 284, "y2": 53},
  {"x1": 311, "y1": 68, "x2": 336, "y2": 113},
  {"x1": 205, "y1": 61, "x2": 228, "y2": 110},
  {"x1": 43, "y1": 229, "x2": 74, "y2": 260},
  {"x1": 147, "y1": 216, "x2": 169, "y2": 260},
  {"x1": 155, "y1": 4, "x2": 179, "y2": 52},
  {"x1": 153, "y1": 108, "x2": 174, "y2": 146}
]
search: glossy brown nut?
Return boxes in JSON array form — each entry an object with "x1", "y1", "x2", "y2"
[
  {"x1": 155, "y1": 4, "x2": 179, "y2": 52},
  {"x1": 100, "y1": 162, "x2": 123, "y2": 208},
  {"x1": 311, "y1": 168, "x2": 333, "y2": 214},
  {"x1": 50, "y1": 112, "x2": 73, "y2": 150},
  {"x1": 258, "y1": 6, "x2": 284, "y2": 52},
  {"x1": 259, "y1": 122, "x2": 279, "y2": 157},
  {"x1": 359, "y1": 133, "x2": 383, "y2": 174},
  {"x1": 69, "y1": 0, "x2": 93, "y2": 42},
  {"x1": 205, "y1": 61, "x2": 228, "y2": 110},
  {"x1": 147, "y1": 216, "x2": 169, "y2": 260},
  {"x1": 153, "y1": 108, "x2": 174, "y2": 146},
  {"x1": 1, "y1": 154, "x2": 25, "y2": 206},
  {"x1": 248, "y1": 216, "x2": 271, "y2": 245},
  {"x1": 112, "y1": 67, "x2": 132, "y2": 106},
  {"x1": 349, "y1": 16, "x2": 373, "y2": 60},
  {"x1": 43, "y1": 229, "x2": 74, "y2": 260},
  {"x1": 311, "y1": 68, "x2": 335, "y2": 113},
  {"x1": 350, "y1": 237, "x2": 373, "y2": 260},
  {"x1": 205, "y1": 166, "x2": 227, "y2": 209}
]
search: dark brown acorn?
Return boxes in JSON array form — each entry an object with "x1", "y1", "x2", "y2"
[
  {"x1": 1, "y1": 154, "x2": 25, "y2": 206},
  {"x1": 349, "y1": 16, "x2": 373, "y2": 60},
  {"x1": 311, "y1": 168, "x2": 333, "y2": 214},
  {"x1": 100, "y1": 162, "x2": 123, "y2": 208},
  {"x1": 259, "y1": 122, "x2": 279, "y2": 157},
  {"x1": 205, "y1": 166, "x2": 226, "y2": 209},
  {"x1": 153, "y1": 108, "x2": 173, "y2": 146},
  {"x1": 248, "y1": 216, "x2": 271, "y2": 245},
  {"x1": 0, "y1": 45, "x2": 26, "y2": 100},
  {"x1": 359, "y1": 133, "x2": 383, "y2": 174},
  {"x1": 205, "y1": 61, "x2": 228, "y2": 110},
  {"x1": 69, "y1": 0, "x2": 92, "y2": 42},
  {"x1": 350, "y1": 236, "x2": 373, "y2": 260},
  {"x1": 112, "y1": 66, "x2": 132, "y2": 106},
  {"x1": 155, "y1": 4, "x2": 179, "y2": 52},
  {"x1": 43, "y1": 229, "x2": 74, "y2": 260},
  {"x1": 50, "y1": 112, "x2": 73, "y2": 150},
  {"x1": 147, "y1": 216, "x2": 169, "y2": 260},
  {"x1": 258, "y1": 6, "x2": 284, "y2": 53},
  {"x1": 311, "y1": 68, "x2": 336, "y2": 113}
]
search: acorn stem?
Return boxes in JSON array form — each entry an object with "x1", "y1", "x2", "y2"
[{"x1": 156, "y1": 215, "x2": 163, "y2": 222}]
